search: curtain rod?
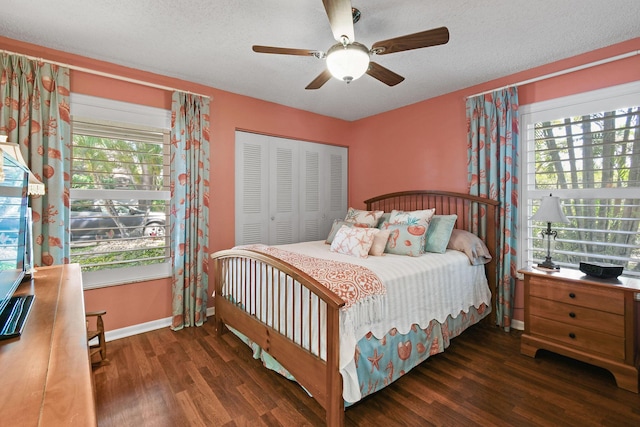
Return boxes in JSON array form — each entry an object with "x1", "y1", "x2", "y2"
[
  {"x1": 465, "y1": 50, "x2": 639, "y2": 99},
  {"x1": 1, "y1": 48, "x2": 211, "y2": 99}
]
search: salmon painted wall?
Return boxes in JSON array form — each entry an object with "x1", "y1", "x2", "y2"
[
  {"x1": 348, "y1": 37, "x2": 640, "y2": 323},
  {"x1": 0, "y1": 36, "x2": 351, "y2": 331},
  {"x1": 1, "y1": 35, "x2": 638, "y2": 330},
  {"x1": 348, "y1": 38, "x2": 640, "y2": 206}
]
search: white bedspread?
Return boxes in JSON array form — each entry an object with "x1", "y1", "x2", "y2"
[{"x1": 273, "y1": 240, "x2": 491, "y2": 402}]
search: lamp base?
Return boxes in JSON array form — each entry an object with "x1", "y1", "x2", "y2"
[{"x1": 538, "y1": 259, "x2": 560, "y2": 270}]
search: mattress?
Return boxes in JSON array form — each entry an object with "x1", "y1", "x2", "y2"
[{"x1": 236, "y1": 240, "x2": 491, "y2": 402}]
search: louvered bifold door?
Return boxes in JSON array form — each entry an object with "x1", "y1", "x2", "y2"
[
  {"x1": 299, "y1": 142, "x2": 323, "y2": 241},
  {"x1": 269, "y1": 138, "x2": 299, "y2": 245},
  {"x1": 235, "y1": 131, "x2": 346, "y2": 246},
  {"x1": 235, "y1": 132, "x2": 269, "y2": 245},
  {"x1": 323, "y1": 145, "x2": 348, "y2": 237}
]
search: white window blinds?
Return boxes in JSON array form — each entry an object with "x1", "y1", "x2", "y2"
[
  {"x1": 70, "y1": 118, "x2": 171, "y2": 287},
  {"x1": 521, "y1": 82, "x2": 640, "y2": 278}
]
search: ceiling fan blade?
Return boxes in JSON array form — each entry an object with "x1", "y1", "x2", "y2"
[
  {"x1": 366, "y1": 62, "x2": 405, "y2": 86},
  {"x1": 305, "y1": 69, "x2": 333, "y2": 90},
  {"x1": 253, "y1": 45, "x2": 320, "y2": 56},
  {"x1": 322, "y1": 0, "x2": 355, "y2": 42},
  {"x1": 371, "y1": 26, "x2": 450, "y2": 55}
]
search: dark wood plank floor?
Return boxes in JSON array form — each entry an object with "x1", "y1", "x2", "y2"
[{"x1": 94, "y1": 320, "x2": 640, "y2": 426}]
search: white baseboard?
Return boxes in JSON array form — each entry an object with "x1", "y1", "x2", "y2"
[
  {"x1": 103, "y1": 306, "x2": 216, "y2": 342},
  {"x1": 511, "y1": 319, "x2": 524, "y2": 331},
  {"x1": 102, "y1": 306, "x2": 520, "y2": 342}
]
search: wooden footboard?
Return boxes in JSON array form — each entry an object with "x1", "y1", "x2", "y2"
[
  {"x1": 212, "y1": 190, "x2": 499, "y2": 426},
  {"x1": 211, "y1": 249, "x2": 347, "y2": 426}
]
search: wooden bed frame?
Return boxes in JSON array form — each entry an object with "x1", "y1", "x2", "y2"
[{"x1": 211, "y1": 190, "x2": 499, "y2": 426}]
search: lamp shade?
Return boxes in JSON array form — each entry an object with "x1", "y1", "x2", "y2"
[
  {"x1": 326, "y1": 42, "x2": 370, "y2": 83},
  {"x1": 531, "y1": 194, "x2": 569, "y2": 224},
  {"x1": 0, "y1": 137, "x2": 46, "y2": 195}
]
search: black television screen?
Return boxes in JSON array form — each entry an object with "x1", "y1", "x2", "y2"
[{"x1": 0, "y1": 152, "x2": 30, "y2": 337}]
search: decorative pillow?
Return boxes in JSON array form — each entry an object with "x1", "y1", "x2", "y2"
[
  {"x1": 330, "y1": 225, "x2": 379, "y2": 258},
  {"x1": 369, "y1": 229, "x2": 391, "y2": 256},
  {"x1": 325, "y1": 219, "x2": 370, "y2": 244},
  {"x1": 380, "y1": 222, "x2": 428, "y2": 256},
  {"x1": 388, "y1": 208, "x2": 436, "y2": 227},
  {"x1": 344, "y1": 207, "x2": 384, "y2": 227},
  {"x1": 447, "y1": 229, "x2": 492, "y2": 265},
  {"x1": 376, "y1": 212, "x2": 391, "y2": 228},
  {"x1": 425, "y1": 215, "x2": 457, "y2": 253}
]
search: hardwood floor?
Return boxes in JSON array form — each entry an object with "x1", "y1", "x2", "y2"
[{"x1": 94, "y1": 320, "x2": 640, "y2": 426}]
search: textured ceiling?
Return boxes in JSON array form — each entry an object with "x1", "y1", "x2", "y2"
[{"x1": 1, "y1": 0, "x2": 639, "y2": 121}]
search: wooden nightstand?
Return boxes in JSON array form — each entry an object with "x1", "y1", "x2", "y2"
[{"x1": 519, "y1": 267, "x2": 639, "y2": 393}]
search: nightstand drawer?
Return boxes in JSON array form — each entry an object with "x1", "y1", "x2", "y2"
[
  {"x1": 529, "y1": 276, "x2": 624, "y2": 314},
  {"x1": 529, "y1": 297, "x2": 624, "y2": 336},
  {"x1": 529, "y1": 315, "x2": 625, "y2": 360}
]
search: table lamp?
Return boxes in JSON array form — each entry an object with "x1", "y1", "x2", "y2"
[
  {"x1": 531, "y1": 194, "x2": 570, "y2": 270},
  {"x1": 0, "y1": 135, "x2": 45, "y2": 278},
  {"x1": 0, "y1": 135, "x2": 45, "y2": 195}
]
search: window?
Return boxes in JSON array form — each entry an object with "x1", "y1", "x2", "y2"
[
  {"x1": 520, "y1": 82, "x2": 640, "y2": 278},
  {"x1": 70, "y1": 94, "x2": 172, "y2": 288}
]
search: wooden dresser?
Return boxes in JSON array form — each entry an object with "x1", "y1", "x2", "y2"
[
  {"x1": 520, "y1": 267, "x2": 639, "y2": 393},
  {"x1": 0, "y1": 264, "x2": 97, "y2": 426}
]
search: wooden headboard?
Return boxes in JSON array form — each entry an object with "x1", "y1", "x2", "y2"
[{"x1": 365, "y1": 190, "x2": 500, "y2": 325}]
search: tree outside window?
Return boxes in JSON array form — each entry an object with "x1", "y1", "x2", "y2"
[
  {"x1": 70, "y1": 120, "x2": 170, "y2": 274},
  {"x1": 526, "y1": 104, "x2": 639, "y2": 277}
]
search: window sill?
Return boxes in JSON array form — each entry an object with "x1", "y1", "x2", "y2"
[{"x1": 81, "y1": 263, "x2": 171, "y2": 290}]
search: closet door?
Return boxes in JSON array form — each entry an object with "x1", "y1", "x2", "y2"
[
  {"x1": 235, "y1": 132, "x2": 269, "y2": 245},
  {"x1": 235, "y1": 131, "x2": 347, "y2": 246},
  {"x1": 299, "y1": 142, "x2": 323, "y2": 241},
  {"x1": 322, "y1": 144, "x2": 348, "y2": 235},
  {"x1": 299, "y1": 142, "x2": 348, "y2": 241},
  {"x1": 269, "y1": 138, "x2": 299, "y2": 245}
]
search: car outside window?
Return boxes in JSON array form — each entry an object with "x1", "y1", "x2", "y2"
[{"x1": 70, "y1": 118, "x2": 171, "y2": 288}]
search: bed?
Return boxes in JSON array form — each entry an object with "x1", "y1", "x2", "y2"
[{"x1": 211, "y1": 190, "x2": 499, "y2": 426}]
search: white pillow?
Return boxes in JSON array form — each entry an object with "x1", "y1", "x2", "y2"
[
  {"x1": 388, "y1": 208, "x2": 435, "y2": 227},
  {"x1": 325, "y1": 219, "x2": 370, "y2": 244},
  {"x1": 330, "y1": 225, "x2": 379, "y2": 258},
  {"x1": 344, "y1": 207, "x2": 384, "y2": 227}
]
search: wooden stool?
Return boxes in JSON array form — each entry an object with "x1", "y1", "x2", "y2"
[{"x1": 86, "y1": 310, "x2": 108, "y2": 366}]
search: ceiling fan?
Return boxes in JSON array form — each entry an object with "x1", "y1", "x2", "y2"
[{"x1": 252, "y1": 0, "x2": 449, "y2": 89}]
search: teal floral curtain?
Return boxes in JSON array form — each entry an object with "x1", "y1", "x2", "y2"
[
  {"x1": 0, "y1": 53, "x2": 71, "y2": 266},
  {"x1": 466, "y1": 88, "x2": 519, "y2": 331},
  {"x1": 170, "y1": 91, "x2": 210, "y2": 330}
]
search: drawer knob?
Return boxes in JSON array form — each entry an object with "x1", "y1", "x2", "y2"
[
  {"x1": 569, "y1": 332, "x2": 576, "y2": 339},
  {"x1": 569, "y1": 312, "x2": 576, "y2": 318},
  {"x1": 569, "y1": 292, "x2": 576, "y2": 299}
]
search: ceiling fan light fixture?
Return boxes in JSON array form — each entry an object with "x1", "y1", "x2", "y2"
[{"x1": 326, "y1": 42, "x2": 370, "y2": 83}]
